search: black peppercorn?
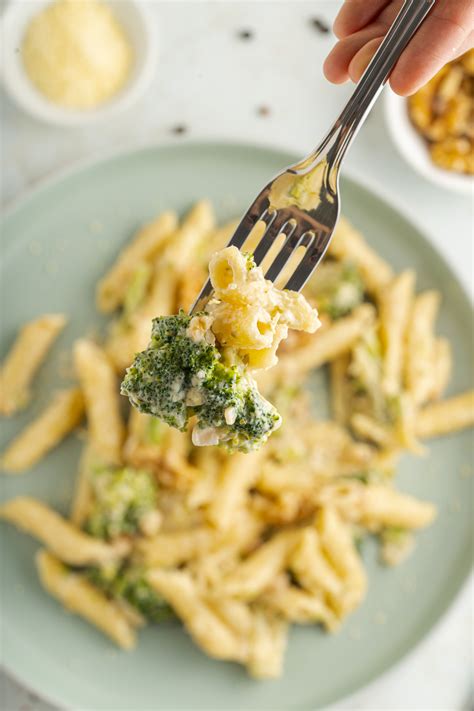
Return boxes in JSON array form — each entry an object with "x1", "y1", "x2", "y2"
[{"x1": 310, "y1": 17, "x2": 330, "y2": 34}]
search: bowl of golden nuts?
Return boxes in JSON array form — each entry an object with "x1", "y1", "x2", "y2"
[{"x1": 384, "y1": 49, "x2": 473, "y2": 196}]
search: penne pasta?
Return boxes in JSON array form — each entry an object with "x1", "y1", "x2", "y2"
[
  {"x1": 247, "y1": 609, "x2": 288, "y2": 679},
  {"x1": 379, "y1": 271, "x2": 415, "y2": 396},
  {"x1": 105, "y1": 262, "x2": 178, "y2": 373},
  {"x1": 209, "y1": 597, "x2": 254, "y2": 638},
  {"x1": 201, "y1": 219, "x2": 240, "y2": 258},
  {"x1": 96, "y1": 210, "x2": 178, "y2": 313},
  {"x1": 1, "y1": 388, "x2": 84, "y2": 473},
  {"x1": 350, "y1": 412, "x2": 393, "y2": 448},
  {"x1": 259, "y1": 304, "x2": 375, "y2": 391},
  {"x1": 290, "y1": 528, "x2": 343, "y2": 598},
  {"x1": 358, "y1": 485, "x2": 436, "y2": 530},
  {"x1": 393, "y1": 392, "x2": 426, "y2": 455},
  {"x1": 0, "y1": 497, "x2": 126, "y2": 565},
  {"x1": 404, "y1": 290, "x2": 441, "y2": 405},
  {"x1": 136, "y1": 527, "x2": 219, "y2": 567},
  {"x1": 416, "y1": 390, "x2": 474, "y2": 439},
  {"x1": 187, "y1": 448, "x2": 222, "y2": 509},
  {"x1": 160, "y1": 200, "x2": 215, "y2": 271},
  {"x1": 69, "y1": 442, "x2": 101, "y2": 527},
  {"x1": 0, "y1": 314, "x2": 66, "y2": 416},
  {"x1": 428, "y1": 338, "x2": 452, "y2": 402},
  {"x1": 140, "y1": 259, "x2": 178, "y2": 319},
  {"x1": 36, "y1": 550, "x2": 136, "y2": 649},
  {"x1": 264, "y1": 577, "x2": 338, "y2": 630},
  {"x1": 74, "y1": 339, "x2": 124, "y2": 465},
  {"x1": 206, "y1": 450, "x2": 264, "y2": 529},
  {"x1": 316, "y1": 507, "x2": 367, "y2": 615},
  {"x1": 219, "y1": 531, "x2": 297, "y2": 600},
  {"x1": 330, "y1": 354, "x2": 351, "y2": 424},
  {"x1": 329, "y1": 217, "x2": 393, "y2": 294},
  {"x1": 148, "y1": 569, "x2": 246, "y2": 662}
]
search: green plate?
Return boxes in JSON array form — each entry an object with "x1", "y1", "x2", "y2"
[{"x1": 1, "y1": 142, "x2": 472, "y2": 710}]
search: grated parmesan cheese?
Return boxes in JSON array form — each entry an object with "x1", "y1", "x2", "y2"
[{"x1": 22, "y1": 0, "x2": 133, "y2": 109}]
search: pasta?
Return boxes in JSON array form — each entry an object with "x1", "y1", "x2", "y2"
[
  {"x1": 218, "y1": 531, "x2": 297, "y2": 600},
  {"x1": 316, "y1": 507, "x2": 367, "y2": 616},
  {"x1": 96, "y1": 210, "x2": 178, "y2": 313},
  {"x1": 358, "y1": 485, "x2": 437, "y2": 530},
  {"x1": 36, "y1": 550, "x2": 137, "y2": 649},
  {"x1": 330, "y1": 354, "x2": 351, "y2": 425},
  {"x1": 74, "y1": 339, "x2": 124, "y2": 465},
  {"x1": 416, "y1": 391, "x2": 474, "y2": 439},
  {"x1": 1, "y1": 201, "x2": 472, "y2": 679},
  {"x1": 1, "y1": 388, "x2": 84, "y2": 473},
  {"x1": 0, "y1": 497, "x2": 127, "y2": 565},
  {"x1": 257, "y1": 304, "x2": 375, "y2": 392},
  {"x1": 328, "y1": 217, "x2": 393, "y2": 294},
  {"x1": 70, "y1": 443, "x2": 99, "y2": 527},
  {"x1": 405, "y1": 291, "x2": 441, "y2": 405},
  {"x1": 379, "y1": 270, "x2": 415, "y2": 396},
  {"x1": 0, "y1": 314, "x2": 66, "y2": 415},
  {"x1": 263, "y1": 578, "x2": 337, "y2": 630},
  {"x1": 148, "y1": 569, "x2": 247, "y2": 662},
  {"x1": 290, "y1": 528, "x2": 343, "y2": 599}
]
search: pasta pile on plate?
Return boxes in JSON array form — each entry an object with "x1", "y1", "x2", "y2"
[{"x1": 1, "y1": 200, "x2": 473, "y2": 678}]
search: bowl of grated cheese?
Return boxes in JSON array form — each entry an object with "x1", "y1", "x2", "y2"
[{"x1": 0, "y1": 0, "x2": 158, "y2": 126}]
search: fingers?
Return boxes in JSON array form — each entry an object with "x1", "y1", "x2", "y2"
[
  {"x1": 455, "y1": 30, "x2": 474, "y2": 59},
  {"x1": 324, "y1": 1, "x2": 402, "y2": 84},
  {"x1": 390, "y1": 1, "x2": 474, "y2": 95},
  {"x1": 326, "y1": 0, "x2": 474, "y2": 96},
  {"x1": 348, "y1": 37, "x2": 384, "y2": 83},
  {"x1": 334, "y1": 0, "x2": 391, "y2": 39},
  {"x1": 324, "y1": 27, "x2": 385, "y2": 83}
]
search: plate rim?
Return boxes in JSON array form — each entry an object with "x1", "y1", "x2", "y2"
[{"x1": 1, "y1": 139, "x2": 473, "y2": 711}]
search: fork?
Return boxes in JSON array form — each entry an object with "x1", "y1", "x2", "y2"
[{"x1": 192, "y1": 0, "x2": 434, "y2": 312}]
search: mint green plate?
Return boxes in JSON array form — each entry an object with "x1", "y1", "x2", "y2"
[{"x1": 1, "y1": 142, "x2": 472, "y2": 710}]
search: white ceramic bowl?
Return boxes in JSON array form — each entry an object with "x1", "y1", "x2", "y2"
[
  {"x1": 384, "y1": 89, "x2": 473, "y2": 196},
  {"x1": 0, "y1": 0, "x2": 158, "y2": 126}
]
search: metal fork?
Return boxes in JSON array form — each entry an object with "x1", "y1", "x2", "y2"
[{"x1": 191, "y1": 0, "x2": 434, "y2": 312}]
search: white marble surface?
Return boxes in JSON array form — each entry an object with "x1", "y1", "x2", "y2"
[{"x1": 1, "y1": 1, "x2": 472, "y2": 709}]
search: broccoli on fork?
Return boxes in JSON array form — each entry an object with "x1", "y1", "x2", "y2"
[
  {"x1": 121, "y1": 312, "x2": 281, "y2": 452},
  {"x1": 121, "y1": 246, "x2": 319, "y2": 452}
]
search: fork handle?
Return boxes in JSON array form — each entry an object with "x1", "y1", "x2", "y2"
[{"x1": 326, "y1": 0, "x2": 435, "y2": 169}]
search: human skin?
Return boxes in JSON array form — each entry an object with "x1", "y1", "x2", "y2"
[{"x1": 324, "y1": 0, "x2": 474, "y2": 95}]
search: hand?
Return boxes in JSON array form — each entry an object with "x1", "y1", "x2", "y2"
[{"x1": 324, "y1": 0, "x2": 474, "y2": 95}]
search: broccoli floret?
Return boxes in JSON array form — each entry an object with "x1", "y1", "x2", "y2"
[
  {"x1": 198, "y1": 363, "x2": 281, "y2": 450},
  {"x1": 121, "y1": 313, "x2": 216, "y2": 430},
  {"x1": 87, "y1": 563, "x2": 173, "y2": 623},
  {"x1": 308, "y1": 261, "x2": 364, "y2": 319},
  {"x1": 121, "y1": 312, "x2": 281, "y2": 451},
  {"x1": 84, "y1": 466, "x2": 158, "y2": 540}
]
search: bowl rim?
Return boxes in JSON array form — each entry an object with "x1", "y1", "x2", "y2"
[
  {"x1": 383, "y1": 89, "x2": 473, "y2": 196},
  {"x1": 0, "y1": 0, "x2": 158, "y2": 126}
]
